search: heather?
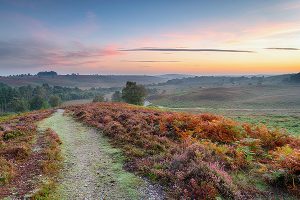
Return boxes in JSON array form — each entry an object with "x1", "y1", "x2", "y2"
[
  {"x1": 67, "y1": 102, "x2": 300, "y2": 199},
  {"x1": 0, "y1": 110, "x2": 61, "y2": 198}
]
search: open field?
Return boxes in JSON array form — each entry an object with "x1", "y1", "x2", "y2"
[
  {"x1": 148, "y1": 83, "x2": 300, "y2": 137},
  {"x1": 158, "y1": 107, "x2": 300, "y2": 136},
  {"x1": 149, "y1": 85, "x2": 300, "y2": 109},
  {"x1": 61, "y1": 99, "x2": 93, "y2": 106}
]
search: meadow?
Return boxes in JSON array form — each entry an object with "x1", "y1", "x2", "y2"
[{"x1": 148, "y1": 83, "x2": 300, "y2": 137}]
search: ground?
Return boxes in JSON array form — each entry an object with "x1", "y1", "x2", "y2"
[{"x1": 38, "y1": 109, "x2": 164, "y2": 200}]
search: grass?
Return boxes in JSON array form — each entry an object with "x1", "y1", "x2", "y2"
[
  {"x1": 0, "y1": 158, "x2": 15, "y2": 185},
  {"x1": 31, "y1": 128, "x2": 62, "y2": 200},
  {"x1": 149, "y1": 85, "x2": 300, "y2": 109},
  {"x1": 233, "y1": 115, "x2": 300, "y2": 136}
]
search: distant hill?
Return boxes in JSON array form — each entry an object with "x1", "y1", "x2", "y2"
[
  {"x1": 157, "y1": 74, "x2": 195, "y2": 80},
  {"x1": 0, "y1": 74, "x2": 168, "y2": 89},
  {"x1": 155, "y1": 73, "x2": 300, "y2": 87}
]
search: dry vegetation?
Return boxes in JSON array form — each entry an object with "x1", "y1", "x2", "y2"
[
  {"x1": 67, "y1": 102, "x2": 300, "y2": 199},
  {"x1": 0, "y1": 110, "x2": 62, "y2": 199}
]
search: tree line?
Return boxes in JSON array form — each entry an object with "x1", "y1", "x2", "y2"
[
  {"x1": 0, "y1": 83, "x2": 112, "y2": 113},
  {"x1": 0, "y1": 81, "x2": 148, "y2": 114}
]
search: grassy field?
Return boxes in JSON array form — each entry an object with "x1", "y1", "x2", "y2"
[
  {"x1": 61, "y1": 99, "x2": 93, "y2": 106},
  {"x1": 149, "y1": 85, "x2": 300, "y2": 109},
  {"x1": 233, "y1": 115, "x2": 300, "y2": 136},
  {"x1": 149, "y1": 84, "x2": 300, "y2": 137},
  {"x1": 163, "y1": 108, "x2": 300, "y2": 136}
]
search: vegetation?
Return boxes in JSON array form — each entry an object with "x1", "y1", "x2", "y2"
[
  {"x1": 37, "y1": 71, "x2": 58, "y2": 77},
  {"x1": 233, "y1": 115, "x2": 300, "y2": 136},
  {"x1": 0, "y1": 110, "x2": 61, "y2": 199},
  {"x1": 0, "y1": 83, "x2": 109, "y2": 113},
  {"x1": 111, "y1": 91, "x2": 122, "y2": 102},
  {"x1": 67, "y1": 102, "x2": 300, "y2": 199},
  {"x1": 92, "y1": 95, "x2": 105, "y2": 102},
  {"x1": 290, "y1": 72, "x2": 300, "y2": 83},
  {"x1": 0, "y1": 74, "x2": 166, "y2": 88},
  {"x1": 49, "y1": 95, "x2": 62, "y2": 107},
  {"x1": 122, "y1": 81, "x2": 147, "y2": 105},
  {"x1": 148, "y1": 85, "x2": 300, "y2": 109},
  {"x1": 31, "y1": 128, "x2": 62, "y2": 200}
]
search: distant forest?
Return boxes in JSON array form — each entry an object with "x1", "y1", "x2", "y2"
[{"x1": 0, "y1": 83, "x2": 117, "y2": 113}]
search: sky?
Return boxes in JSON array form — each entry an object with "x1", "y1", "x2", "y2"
[{"x1": 0, "y1": 0, "x2": 299, "y2": 75}]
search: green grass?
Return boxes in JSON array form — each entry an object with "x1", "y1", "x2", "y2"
[
  {"x1": 233, "y1": 115, "x2": 300, "y2": 136},
  {"x1": 160, "y1": 106, "x2": 300, "y2": 137}
]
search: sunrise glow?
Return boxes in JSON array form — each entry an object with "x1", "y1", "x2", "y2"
[{"x1": 0, "y1": 0, "x2": 299, "y2": 75}]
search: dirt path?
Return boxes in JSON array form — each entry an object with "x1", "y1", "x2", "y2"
[{"x1": 38, "y1": 109, "x2": 164, "y2": 200}]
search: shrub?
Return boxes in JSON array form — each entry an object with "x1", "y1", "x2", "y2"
[
  {"x1": 49, "y1": 95, "x2": 61, "y2": 107},
  {"x1": 67, "y1": 102, "x2": 300, "y2": 199},
  {"x1": 2, "y1": 130, "x2": 24, "y2": 141},
  {"x1": 92, "y1": 95, "x2": 105, "y2": 102},
  {"x1": 0, "y1": 158, "x2": 15, "y2": 185}
]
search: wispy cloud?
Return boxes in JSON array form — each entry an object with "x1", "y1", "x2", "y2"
[
  {"x1": 122, "y1": 60, "x2": 181, "y2": 63},
  {"x1": 0, "y1": 39, "x2": 121, "y2": 68},
  {"x1": 265, "y1": 48, "x2": 299, "y2": 50},
  {"x1": 121, "y1": 48, "x2": 255, "y2": 53}
]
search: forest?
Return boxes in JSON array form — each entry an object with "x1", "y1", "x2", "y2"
[{"x1": 0, "y1": 83, "x2": 116, "y2": 113}]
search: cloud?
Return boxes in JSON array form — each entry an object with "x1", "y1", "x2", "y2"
[
  {"x1": 121, "y1": 48, "x2": 254, "y2": 53},
  {"x1": 0, "y1": 39, "x2": 121, "y2": 68},
  {"x1": 265, "y1": 48, "x2": 299, "y2": 50},
  {"x1": 122, "y1": 60, "x2": 181, "y2": 63}
]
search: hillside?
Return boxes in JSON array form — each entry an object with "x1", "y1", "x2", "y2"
[
  {"x1": 154, "y1": 73, "x2": 299, "y2": 87},
  {"x1": 1, "y1": 103, "x2": 299, "y2": 199},
  {"x1": 0, "y1": 75, "x2": 167, "y2": 89},
  {"x1": 149, "y1": 85, "x2": 300, "y2": 109},
  {"x1": 66, "y1": 102, "x2": 300, "y2": 199}
]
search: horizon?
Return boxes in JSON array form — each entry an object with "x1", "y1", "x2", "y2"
[
  {"x1": 0, "y1": 0, "x2": 300, "y2": 75},
  {"x1": 0, "y1": 70, "x2": 297, "y2": 77}
]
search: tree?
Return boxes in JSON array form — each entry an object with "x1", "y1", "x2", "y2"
[
  {"x1": 37, "y1": 71, "x2": 58, "y2": 77},
  {"x1": 30, "y1": 96, "x2": 47, "y2": 110},
  {"x1": 10, "y1": 98, "x2": 29, "y2": 112},
  {"x1": 122, "y1": 81, "x2": 147, "y2": 105},
  {"x1": 111, "y1": 91, "x2": 122, "y2": 102},
  {"x1": 290, "y1": 72, "x2": 300, "y2": 83},
  {"x1": 49, "y1": 95, "x2": 61, "y2": 107},
  {"x1": 93, "y1": 95, "x2": 105, "y2": 102}
]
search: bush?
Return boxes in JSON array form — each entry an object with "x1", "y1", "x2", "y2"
[
  {"x1": 112, "y1": 91, "x2": 122, "y2": 102},
  {"x1": 30, "y1": 96, "x2": 48, "y2": 110},
  {"x1": 92, "y1": 95, "x2": 105, "y2": 102},
  {"x1": 49, "y1": 95, "x2": 61, "y2": 107},
  {"x1": 0, "y1": 158, "x2": 15, "y2": 185},
  {"x1": 67, "y1": 102, "x2": 300, "y2": 199},
  {"x1": 122, "y1": 81, "x2": 147, "y2": 105}
]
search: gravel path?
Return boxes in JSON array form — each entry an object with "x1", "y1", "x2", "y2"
[{"x1": 38, "y1": 109, "x2": 164, "y2": 200}]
